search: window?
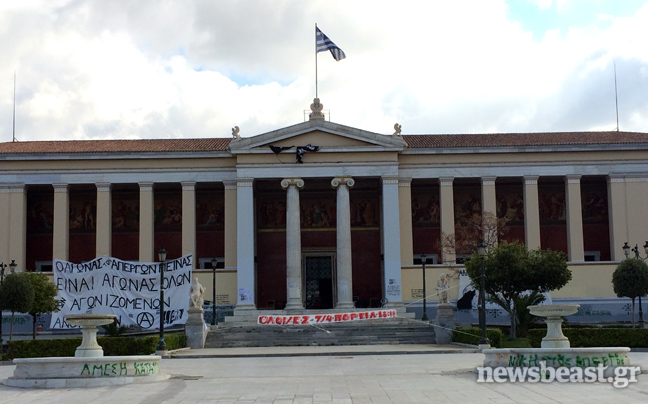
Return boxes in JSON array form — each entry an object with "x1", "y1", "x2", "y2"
[
  {"x1": 455, "y1": 254, "x2": 472, "y2": 264},
  {"x1": 199, "y1": 258, "x2": 225, "y2": 270},
  {"x1": 36, "y1": 261, "x2": 53, "y2": 272},
  {"x1": 413, "y1": 254, "x2": 438, "y2": 265},
  {"x1": 584, "y1": 251, "x2": 600, "y2": 262}
]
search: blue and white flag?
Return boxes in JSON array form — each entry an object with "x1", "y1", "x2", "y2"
[{"x1": 316, "y1": 27, "x2": 346, "y2": 61}]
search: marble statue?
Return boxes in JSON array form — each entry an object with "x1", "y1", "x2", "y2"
[
  {"x1": 189, "y1": 277, "x2": 206, "y2": 309},
  {"x1": 393, "y1": 123, "x2": 402, "y2": 137},
  {"x1": 436, "y1": 273, "x2": 449, "y2": 304},
  {"x1": 232, "y1": 126, "x2": 241, "y2": 140}
]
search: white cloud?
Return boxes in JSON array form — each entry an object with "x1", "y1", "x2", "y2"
[{"x1": 0, "y1": 0, "x2": 647, "y2": 141}]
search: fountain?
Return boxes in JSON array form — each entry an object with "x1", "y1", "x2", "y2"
[
  {"x1": 2, "y1": 314, "x2": 169, "y2": 388},
  {"x1": 482, "y1": 304, "x2": 632, "y2": 377}
]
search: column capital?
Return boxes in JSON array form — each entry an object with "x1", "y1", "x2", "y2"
[
  {"x1": 237, "y1": 178, "x2": 254, "y2": 188},
  {"x1": 439, "y1": 177, "x2": 454, "y2": 187},
  {"x1": 181, "y1": 181, "x2": 196, "y2": 191},
  {"x1": 96, "y1": 182, "x2": 112, "y2": 192},
  {"x1": 281, "y1": 178, "x2": 304, "y2": 190},
  {"x1": 331, "y1": 176, "x2": 355, "y2": 189},
  {"x1": 398, "y1": 178, "x2": 412, "y2": 187},
  {"x1": 52, "y1": 183, "x2": 68, "y2": 193},
  {"x1": 481, "y1": 177, "x2": 497, "y2": 186},
  {"x1": 382, "y1": 177, "x2": 399, "y2": 185},
  {"x1": 523, "y1": 176, "x2": 539, "y2": 185},
  {"x1": 223, "y1": 180, "x2": 237, "y2": 190},
  {"x1": 138, "y1": 182, "x2": 154, "y2": 191},
  {"x1": 607, "y1": 174, "x2": 625, "y2": 184},
  {"x1": 565, "y1": 175, "x2": 581, "y2": 184}
]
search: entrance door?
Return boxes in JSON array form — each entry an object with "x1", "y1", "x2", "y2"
[{"x1": 303, "y1": 254, "x2": 335, "y2": 309}]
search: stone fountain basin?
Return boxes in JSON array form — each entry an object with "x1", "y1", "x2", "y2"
[
  {"x1": 527, "y1": 304, "x2": 580, "y2": 318},
  {"x1": 65, "y1": 314, "x2": 117, "y2": 327}
]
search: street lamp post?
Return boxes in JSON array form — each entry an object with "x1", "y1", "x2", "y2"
[
  {"x1": 477, "y1": 240, "x2": 489, "y2": 347},
  {"x1": 622, "y1": 241, "x2": 648, "y2": 328},
  {"x1": 156, "y1": 247, "x2": 168, "y2": 353},
  {"x1": 211, "y1": 257, "x2": 218, "y2": 326},
  {"x1": 421, "y1": 254, "x2": 428, "y2": 321},
  {"x1": 0, "y1": 262, "x2": 7, "y2": 346}
]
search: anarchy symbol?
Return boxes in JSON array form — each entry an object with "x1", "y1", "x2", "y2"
[{"x1": 137, "y1": 312, "x2": 155, "y2": 328}]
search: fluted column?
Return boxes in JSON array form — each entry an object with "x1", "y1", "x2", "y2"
[
  {"x1": 383, "y1": 177, "x2": 403, "y2": 307},
  {"x1": 9, "y1": 184, "x2": 27, "y2": 270},
  {"x1": 223, "y1": 180, "x2": 237, "y2": 269},
  {"x1": 332, "y1": 176, "x2": 355, "y2": 309},
  {"x1": 523, "y1": 176, "x2": 541, "y2": 249},
  {"x1": 282, "y1": 178, "x2": 305, "y2": 310},
  {"x1": 565, "y1": 175, "x2": 584, "y2": 261},
  {"x1": 398, "y1": 178, "x2": 413, "y2": 265},
  {"x1": 53, "y1": 184, "x2": 69, "y2": 262},
  {"x1": 138, "y1": 182, "x2": 155, "y2": 262},
  {"x1": 607, "y1": 175, "x2": 627, "y2": 261},
  {"x1": 181, "y1": 182, "x2": 196, "y2": 265},
  {"x1": 481, "y1": 177, "x2": 497, "y2": 246},
  {"x1": 96, "y1": 183, "x2": 112, "y2": 257},
  {"x1": 236, "y1": 179, "x2": 256, "y2": 309},
  {"x1": 439, "y1": 178, "x2": 455, "y2": 264}
]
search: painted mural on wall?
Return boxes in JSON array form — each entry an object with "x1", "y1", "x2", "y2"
[
  {"x1": 411, "y1": 195, "x2": 440, "y2": 226},
  {"x1": 496, "y1": 188, "x2": 524, "y2": 224},
  {"x1": 69, "y1": 195, "x2": 96, "y2": 233},
  {"x1": 113, "y1": 197, "x2": 139, "y2": 232},
  {"x1": 539, "y1": 185, "x2": 566, "y2": 223},
  {"x1": 454, "y1": 186, "x2": 482, "y2": 223},
  {"x1": 154, "y1": 195, "x2": 182, "y2": 229},
  {"x1": 27, "y1": 198, "x2": 54, "y2": 233},
  {"x1": 257, "y1": 194, "x2": 379, "y2": 229},
  {"x1": 582, "y1": 185, "x2": 608, "y2": 223},
  {"x1": 196, "y1": 192, "x2": 224, "y2": 230}
]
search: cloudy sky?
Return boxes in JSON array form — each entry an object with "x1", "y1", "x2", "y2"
[{"x1": 1, "y1": 0, "x2": 648, "y2": 142}]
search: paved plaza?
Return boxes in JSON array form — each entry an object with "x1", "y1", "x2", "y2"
[{"x1": 0, "y1": 345, "x2": 647, "y2": 404}]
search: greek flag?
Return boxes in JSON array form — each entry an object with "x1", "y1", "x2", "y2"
[{"x1": 316, "y1": 27, "x2": 346, "y2": 61}]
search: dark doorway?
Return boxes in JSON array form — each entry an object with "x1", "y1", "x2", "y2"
[{"x1": 303, "y1": 254, "x2": 335, "y2": 309}]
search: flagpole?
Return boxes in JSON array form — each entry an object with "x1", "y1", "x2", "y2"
[
  {"x1": 315, "y1": 23, "x2": 318, "y2": 98},
  {"x1": 614, "y1": 61, "x2": 619, "y2": 132}
]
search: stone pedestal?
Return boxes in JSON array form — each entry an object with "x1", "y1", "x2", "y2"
[
  {"x1": 65, "y1": 314, "x2": 116, "y2": 358},
  {"x1": 434, "y1": 303, "x2": 455, "y2": 344},
  {"x1": 185, "y1": 308, "x2": 207, "y2": 349}
]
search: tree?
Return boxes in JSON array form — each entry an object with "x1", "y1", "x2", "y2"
[
  {"x1": 464, "y1": 241, "x2": 572, "y2": 339},
  {"x1": 24, "y1": 272, "x2": 59, "y2": 340},
  {"x1": 612, "y1": 259, "x2": 648, "y2": 328},
  {"x1": 0, "y1": 272, "x2": 35, "y2": 340}
]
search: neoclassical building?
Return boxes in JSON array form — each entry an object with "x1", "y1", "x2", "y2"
[{"x1": 1, "y1": 103, "x2": 648, "y2": 322}]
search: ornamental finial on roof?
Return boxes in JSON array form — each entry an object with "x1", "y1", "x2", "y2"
[
  {"x1": 232, "y1": 126, "x2": 241, "y2": 140},
  {"x1": 393, "y1": 123, "x2": 402, "y2": 137},
  {"x1": 309, "y1": 98, "x2": 325, "y2": 120}
]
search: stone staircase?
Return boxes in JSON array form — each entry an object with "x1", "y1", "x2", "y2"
[{"x1": 205, "y1": 317, "x2": 436, "y2": 348}]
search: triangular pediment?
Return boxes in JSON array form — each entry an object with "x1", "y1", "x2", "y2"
[{"x1": 228, "y1": 120, "x2": 406, "y2": 154}]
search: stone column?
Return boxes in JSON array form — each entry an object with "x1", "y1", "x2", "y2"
[
  {"x1": 282, "y1": 178, "x2": 304, "y2": 310},
  {"x1": 139, "y1": 182, "x2": 155, "y2": 263},
  {"x1": 224, "y1": 180, "x2": 237, "y2": 269},
  {"x1": 53, "y1": 184, "x2": 70, "y2": 262},
  {"x1": 607, "y1": 175, "x2": 628, "y2": 261},
  {"x1": 439, "y1": 178, "x2": 455, "y2": 264},
  {"x1": 523, "y1": 176, "x2": 541, "y2": 250},
  {"x1": 95, "y1": 183, "x2": 112, "y2": 257},
  {"x1": 9, "y1": 184, "x2": 27, "y2": 270},
  {"x1": 481, "y1": 177, "x2": 497, "y2": 246},
  {"x1": 236, "y1": 179, "x2": 255, "y2": 309},
  {"x1": 181, "y1": 182, "x2": 196, "y2": 264},
  {"x1": 0, "y1": 187, "x2": 10, "y2": 264},
  {"x1": 565, "y1": 175, "x2": 584, "y2": 262},
  {"x1": 398, "y1": 178, "x2": 414, "y2": 266},
  {"x1": 383, "y1": 177, "x2": 403, "y2": 307},
  {"x1": 331, "y1": 176, "x2": 355, "y2": 309}
]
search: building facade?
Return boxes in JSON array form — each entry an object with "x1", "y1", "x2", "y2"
[{"x1": 2, "y1": 110, "x2": 648, "y2": 323}]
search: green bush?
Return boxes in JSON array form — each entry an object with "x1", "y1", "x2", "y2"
[
  {"x1": 452, "y1": 327, "x2": 503, "y2": 348},
  {"x1": 6, "y1": 332, "x2": 187, "y2": 359},
  {"x1": 528, "y1": 328, "x2": 648, "y2": 348}
]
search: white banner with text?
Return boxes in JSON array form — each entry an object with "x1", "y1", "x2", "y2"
[
  {"x1": 257, "y1": 309, "x2": 398, "y2": 325},
  {"x1": 50, "y1": 254, "x2": 193, "y2": 330}
]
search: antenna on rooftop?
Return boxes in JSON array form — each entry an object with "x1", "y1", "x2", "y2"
[
  {"x1": 12, "y1": 72, "x2": 18, "y2": 142},
  {"x1": 614, "y1": 61, "x2": 619, "y2": 132}
]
